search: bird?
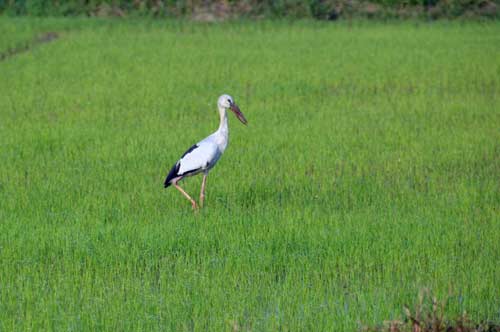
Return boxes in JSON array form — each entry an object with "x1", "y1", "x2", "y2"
[{"x1": 164, "y1": 94, "x2": 247, "y2": 210}]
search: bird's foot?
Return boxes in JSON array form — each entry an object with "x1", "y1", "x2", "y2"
[{"x1": 191, "y1": 201, "x2": 199, "y2": 211}]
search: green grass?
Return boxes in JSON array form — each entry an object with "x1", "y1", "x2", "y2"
[
  {"x1": 0, "y1": 18, "x2": 499, "y2": 331},
  {"x1": 0, "y1": 17, "x2": 85, "y2": 53}
]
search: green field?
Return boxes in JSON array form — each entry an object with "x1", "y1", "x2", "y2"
[{"x1": 0, "y1": 18, "x2": 499, "y2": 331}]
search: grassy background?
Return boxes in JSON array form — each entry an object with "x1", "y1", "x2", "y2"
[{"x1": 0, "y1": 18, "x2": 499, "y2": 331}]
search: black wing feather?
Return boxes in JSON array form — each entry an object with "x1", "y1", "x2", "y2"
[
  {"x1": 164, "y1": 161, "x2": 180, "y2": 188},
  {"x1": 164, "y1": 144, "x2": 199, "y2": 188},
  {"x1": 181, "y1": 144, "x2": 198, "y2": 158}
]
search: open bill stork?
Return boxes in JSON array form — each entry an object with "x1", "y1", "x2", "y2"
[{"x1": 164, "y1": 94, "x2": 247, "y2": 209}]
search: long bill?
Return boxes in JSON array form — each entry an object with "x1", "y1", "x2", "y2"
[{"x1": 230, "y1": 103, "x2": 248, "y2": 125}]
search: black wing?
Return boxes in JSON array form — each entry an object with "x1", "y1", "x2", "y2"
[
  {"x1": 164, "y1": 161, "x2": 180, "y2": 188},
  {"x1": 164, "y1": 144, "x2": 198, "y2": 188}
]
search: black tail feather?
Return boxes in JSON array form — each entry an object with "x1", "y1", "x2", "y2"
[
  {"x1": 164, "y1": 144, "x2": 199, "y2": 188},
  {"x1": 164, "y1": 162, "x2": 180, "y2": 188}
]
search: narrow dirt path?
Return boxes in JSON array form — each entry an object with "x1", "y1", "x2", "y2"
[{"x1": 0, "y1": 31, "x2": 59, "y2": 61}]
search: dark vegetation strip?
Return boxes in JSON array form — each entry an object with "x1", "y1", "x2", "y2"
[
  {"x1": 0, "y1": 0, "x2": 498, "y2": 19},
  {"x1": 0, "y1": 32, "x2": 59, "y2": 62}
]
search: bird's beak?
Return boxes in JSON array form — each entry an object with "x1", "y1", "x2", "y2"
[{"x1": 230, "y1": 103, "x2": 248, "y2": 125}]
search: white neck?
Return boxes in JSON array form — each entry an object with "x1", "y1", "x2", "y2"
[
  {"x1": 217, "y1": 106, "x2": 228, "y2": 135},
  {"x1": 214, "y1": 106, "x2": 229, "y2": 151}
]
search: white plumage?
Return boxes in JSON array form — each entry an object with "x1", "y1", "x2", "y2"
[
  {"x1": 164, "y1": 94, "x2": 247, "y2": 209},
  {"x1": 177, "y1": 140, "x2": 221, "y2": 176}
]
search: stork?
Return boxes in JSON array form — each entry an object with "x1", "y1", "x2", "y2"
[{"x1": 164, "y1": 94, "x2": 247, "y2": 209}]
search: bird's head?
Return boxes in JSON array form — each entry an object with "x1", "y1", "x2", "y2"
[{"x1": 218, "y1": 94, "x2": 247, "y2": 125}]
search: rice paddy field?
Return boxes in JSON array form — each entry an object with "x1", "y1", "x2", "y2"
[{"x1": 0, "y1": 18, "x2": 499, "y2": 331}]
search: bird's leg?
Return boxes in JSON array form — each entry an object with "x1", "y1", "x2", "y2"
[
  {"x1": 174, "y1": 182, "x2": 198, "y2": 210},
  {"x1": 200, "y1": 173, "x2": 208, "y2": 208}
]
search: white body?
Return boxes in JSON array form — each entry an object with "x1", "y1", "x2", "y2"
[{"x1": 177, "y1": 109, "x2": 228, "y2": 177}]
